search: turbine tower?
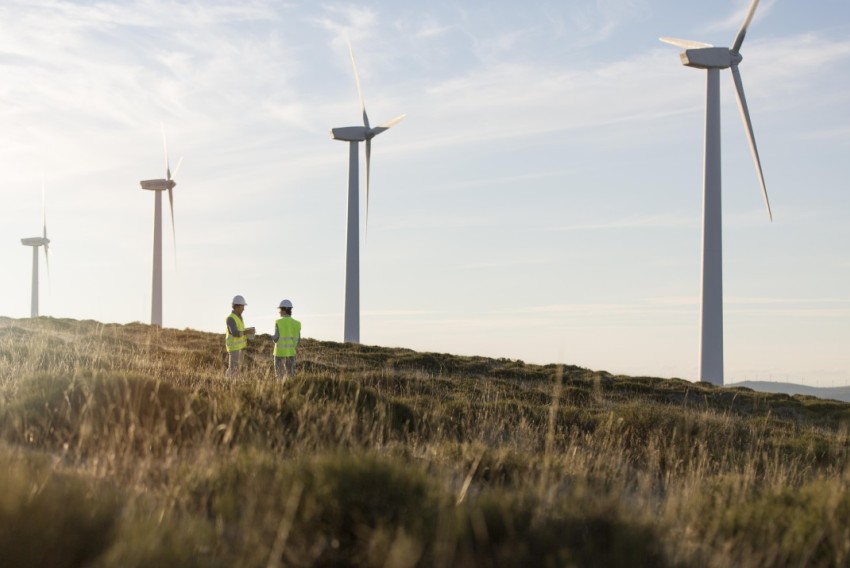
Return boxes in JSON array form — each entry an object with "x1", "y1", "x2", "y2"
[
  {"x1": 20, "y1": 178, "x2": 50, "y2": 318},
  {"x1": 139, "y1": 125, "x2": 182, "y2": 327},
  {"x1": 661, "y1": 0, "x2": 773, "y2": 385},
  {"x1": 330, "y1": 44, "x2": 405, "y2": 343}
]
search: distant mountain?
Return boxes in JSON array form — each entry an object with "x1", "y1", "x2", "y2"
[{"x1": 729, "y1": 381, "x2": 850, "y2": 403}]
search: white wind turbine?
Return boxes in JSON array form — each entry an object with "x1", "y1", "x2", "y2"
[
  {"x1": 20, "y1": 177, "x2": 50, "y2": 318},
  {"x1": 331, "y1": 44, "x2": 405, "y2": 343},
  {"x1": 139, "y1": 125, "x2": 182, "y2": 327},
  {"x1": 661, "y1": 0, "x2": 773, "y2": 386}
]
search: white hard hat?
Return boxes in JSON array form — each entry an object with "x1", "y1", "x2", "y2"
[
  {"x1": 232, "y1": 295, "x2": 247, "y2": 306},
  {"x1": 279, "y1": 299, "x2": 293, "y2": 309}
]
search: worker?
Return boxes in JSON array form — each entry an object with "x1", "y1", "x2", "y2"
[
  {"x1": 225, "y1": 295, "x2": 255, "y2": 377},
  {"x1": 272, "y1": 299, "x2": 301, "y2": 379}
]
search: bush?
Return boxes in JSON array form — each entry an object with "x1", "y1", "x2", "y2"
[
  {"x1": 0, "y1": 449, "x2": 120, "y2": 568},
  {"x1": 449, "y1": 491, "x2": 668, "y2": 568},
  {"x1": 1, "y1": 371, "x2": 210, "y2": 457},
  {"x1": 187, "y1": 450, "x2": 438, "y2": 567}
]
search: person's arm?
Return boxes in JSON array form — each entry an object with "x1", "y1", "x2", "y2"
[
  {"x1": 227, "y1": 316, "x2": 254, "y2": 337},
  {"x1": 272, "y1": 324, "x2": 279, "y2": 343}
]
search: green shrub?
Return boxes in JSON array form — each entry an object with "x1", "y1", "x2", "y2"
[
  {"x1": 1, "y1": 371, "x2": 210, "y2": 456},
  {"x1": 686, "y1": 477, "x2": 850, "y2": 567},
  {"x1": 449, "y1": 491, "x2": 668, "y2": 568},
  {"x1": 187, "y1": 450, "x2": 438, "y2": 567},
  {"x1": 0, "y1": 449, "x2": 120, "y2": 568}
]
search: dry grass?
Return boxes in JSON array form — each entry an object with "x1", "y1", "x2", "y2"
[{"x1": 2, "y1": 316, "x2": 850, "y2": 567}]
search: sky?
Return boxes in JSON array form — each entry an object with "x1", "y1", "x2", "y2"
[{"x1": 1, "y1": 0, "x2": 849, "y2": 386}]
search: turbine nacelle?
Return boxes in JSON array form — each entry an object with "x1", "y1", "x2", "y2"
[
  {"x1": 679, "y1": 47, "x2": 741, "y2": 70},
  {"x1": 21, "y1": 237, "x2": 49, "y2": 247},
  {"x1": 331, "y1": 126, "x2": 369, "y2": 142},
  {"x1": 140, "y1": 179, "x2": 177, "y2": 191}
]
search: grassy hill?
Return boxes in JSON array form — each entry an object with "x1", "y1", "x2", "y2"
[
  {"x1": 730, "y1": 380, "x2": 850, "y2": 404},
  {"x1": 2, "y1": 316, "x2": 850, "y2": 567}
]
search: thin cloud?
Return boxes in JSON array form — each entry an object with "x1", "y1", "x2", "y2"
[
  {"x1": 729, "y1": 307, "x2": 850, "y2": 317},
  {"x1": 564, "y1": 0, "x2": 651, "y2": 46},
  {"x1": 410, "y1": 20, "x2": 453, "y2": 40},
  {"x1": 726, "y1": 297, "x2": 850, "y2": 305},
  {"x1": 457, "y1": 257, "x2": 553, "y2": 271},
  {"x1": 310, "y1": 5, "x2": 378, "y2": 46},
  {"x1": 648, "y1": 296, "x2": 698, "y2": 306},
  {"x1": 364, "y1": 309, "x2": 441, "y2": 317},
  {"x1": 797, "y1": 125, "x2": 850, "y2": 141},
  {"x1": 649, "y1": 296, "x2": 850, "y2": 307},
  {"x1": 705, "y1": 0, "x2": 778, "y2": 37},
  {"x1": 511, "y1": 303, "x2": 652, "y2": 315},
  {"x1": 544, "y1": 214, "x2": 696, "y2": 232}
]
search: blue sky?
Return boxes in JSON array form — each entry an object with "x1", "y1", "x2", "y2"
[{"x1": 1, "y1": 0, "x2": 849, "y2": 385}]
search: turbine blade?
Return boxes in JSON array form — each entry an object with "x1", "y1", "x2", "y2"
[
  {"x1": 172, "y1": 156, "x2": 184, "y2": 179},
  {"x1": 659, "y1": 36, "x2": 713, "y2": 49},
  {"x1": 371, "y1": 114, "x2": 407, "y2": 136},
  {"x1": 41, "y1": 173, "x2": 47, "y2": 240},
  {"x1": 167, "y1": 186, "x2": 177, "y2": 259},
  {"x1": 365, "y1": 138, "x2": 371, "y2": 239},
  {"x1": 43, "y1": 243, "x2": 50, "y2": 281},
  {"x1": 348, "y1": 41, "x2": 370, "y2": 130},
  {"x1": 731, "y1": 64, "x2": 772, "y2": 221},
  {"x1": 161, "y1": 122, "x2": 171, "y2": 180},
  {"x1": 732, "y1": 0, "x2": 761, "y2": 53}
]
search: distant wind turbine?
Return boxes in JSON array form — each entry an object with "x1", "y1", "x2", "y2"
[
  {"x1": 139, "y1": 125, "x2": 182, "y2": 327},
  {"x1": 330, "y1": 44, "x2": 405, "y2": 343},
  {"x1": 661, "y1": 0, "x2": 773, "y2": 386},
  {"x1": 20, "y1": 176, "x2": 50, "y2": 318}
]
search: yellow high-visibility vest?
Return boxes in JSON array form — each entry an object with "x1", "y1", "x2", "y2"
[
  {"x1": 274, "y1": 317, "x2": 301, "y2": 357},
  {"x1": 226, "y1": 313, "x2": 247, "y2": 352}
]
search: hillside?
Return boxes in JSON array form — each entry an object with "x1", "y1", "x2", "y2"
[
  {"x1": 2, "y1": 316, "x2": 850, "y2": 567},
  {"x1": 730, "y1": 380, "x2": 850, "y2": 403}
]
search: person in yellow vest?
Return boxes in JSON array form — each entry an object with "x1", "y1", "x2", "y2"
[
  {"x1": 272, "y1": 299, "x2": 301, "y2": 379},
  {"x1": 225, "y1": 295, "x2": 255, "y2": 377}
]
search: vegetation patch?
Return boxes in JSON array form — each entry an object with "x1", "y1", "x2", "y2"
[{"x1": 0, "y1": 446, "x2": 120, "y2": 568}]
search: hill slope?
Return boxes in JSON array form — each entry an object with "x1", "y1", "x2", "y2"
[
  {"x1": 731, "y1": 380, "x2": 850, "y2": 403},
  {"x1": 2, "y1": 316, "x2": 850, "y2": 568}
]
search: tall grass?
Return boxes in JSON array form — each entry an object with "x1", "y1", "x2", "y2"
[{"x1": 1, "y1": 316, "x2": 850, "y2": 567}]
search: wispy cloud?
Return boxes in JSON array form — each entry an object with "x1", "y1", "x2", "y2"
[
  {"x1": 544, "y1": 214, "x2": 696, "y2": 232},
  {"x1": 310, "y1": 4, "x2": 378, "y2": 46},
  {"x1": 510, "y1": 302, "x2": 655, "y2": 316},
  {"x1": 727, "y1": 296, "x2": 850, "y2": 305},
  {"x1": 457, "y1": 257, "x2": 553, "y2": 271},
  {"x1": 563, "y1": 0, "x2": 651, "y2": 46},
  {"x1": 797, "y1": 125, "x2": 850, "y2": 141},
  {"x1": 365, "y1": 309, "x2": 440, "y2": 317},
  {"x1": 502, "y1": 295, "x2": 850, "y2": 318},
  {"x1": 705, "y1": 0, "x2": 778, "y2": 38},
  {"x1": 410, "y1": 19, "x2": 453, "y2": 40}
]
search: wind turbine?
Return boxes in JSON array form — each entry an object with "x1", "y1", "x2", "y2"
[
  {"x1": 330, "y1": 44, "x2": 405, "y2": 343},
  {"x1": 661, "y1": 0, "x2": 773, "y2": 386},
  {"x1": 20, "y1": 177, "x2": 50, "y2": 318},
  {"x1": 139, "y1": 125, "x2": 182, "y2": 327}
]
